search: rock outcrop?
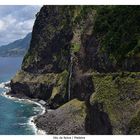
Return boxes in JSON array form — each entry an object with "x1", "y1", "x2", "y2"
[
  {"x1": 35, "y1": 99, "x2": 87, "y2": 134},
  {"x1": 85, "y1": 102, "x2": 112, "y2": 135}
]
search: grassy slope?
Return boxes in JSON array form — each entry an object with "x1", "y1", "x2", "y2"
[{"x1": 90, "y1": 72, "x2": 140, "y2": 134}]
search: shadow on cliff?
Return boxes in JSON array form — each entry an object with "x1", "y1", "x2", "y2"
[{"x1": 85, "y1": 101, "x2": 113, "y2": 135}]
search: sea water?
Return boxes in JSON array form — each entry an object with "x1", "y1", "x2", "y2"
[{"x1": 0, "y1": 57, "x2": 43, "y2": 135}]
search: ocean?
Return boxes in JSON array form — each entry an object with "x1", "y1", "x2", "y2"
[{"x1": 0, "y1": 57, "x2": 43, "y2": 135}]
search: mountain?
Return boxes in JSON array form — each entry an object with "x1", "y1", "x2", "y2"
[
  {"x1": 9, "y1": 6, "x2": 140, "y2": 135},
  {"x1": 0, "y1": 33, "x2": 31, "y2": 57}
]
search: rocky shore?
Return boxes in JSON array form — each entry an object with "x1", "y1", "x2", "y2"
[
  {"x1": 4, "y1": 90, "x2": 46, "y2": 135},
  {"x1": 35, "y1": 99, "x2": 88, "y2": 135},
  {"x1": 8, "y1": 6, "x2": 140, "y2": 135},
  {"x1": 6, "y1": 89, "x2": 88, "y2": 135}
]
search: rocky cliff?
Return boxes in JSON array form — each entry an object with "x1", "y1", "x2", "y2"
[{"x1": 9, "y1": 6, "x2": 140, "y2": 134}]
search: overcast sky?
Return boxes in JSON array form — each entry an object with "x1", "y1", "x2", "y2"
[{"x1": 0, "y1": 5, "x2": 42, "y2": 46}]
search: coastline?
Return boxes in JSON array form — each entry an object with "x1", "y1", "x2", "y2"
[{"x1": 1, "y1": 81, "x2": 47, "y2": 135}]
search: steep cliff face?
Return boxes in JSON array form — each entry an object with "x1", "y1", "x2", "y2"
[
  {"x1": 10, "y1": 6, "x2": 96, "y2": 107},
  {"x1": 10, "y1": 5, "x2": 140, "y2": 134},
  {"x1": 22, "y1": 6, "x2": 73, "y2": 74}
]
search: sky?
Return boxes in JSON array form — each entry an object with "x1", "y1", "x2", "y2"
[{"x1": 0, "y1": 5, "x2": 42, "y2": 46}]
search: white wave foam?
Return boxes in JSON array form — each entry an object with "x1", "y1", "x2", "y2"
[
  {"x1": 33, "y1": 107, "x2": 41, "y2": 112},
  {"x1": 27, "y1": 100, "x2": 46, "y2": 135},
  {"x1": 0, "y1": 81, "x2": 10, "y2": 90},
  {"x1": 0, "y1": 82, "x2": 5, "y2": 88},
  {"x1": 18, "y1": 123, "x2": 28, "y2": 126},
  {"x1": 0, "y1": 80, "x2": 46, "y2": 135},
  {"x1": 2, "y1": 92, "x2": 46, "y2": 135}
]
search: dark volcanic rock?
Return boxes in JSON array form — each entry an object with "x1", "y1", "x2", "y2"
[
  {"x1": 10, "y1": 80, "x2": 53, "y2": 100},
  {"x1": 71, "y1": 75, "x2": 94, "y2": 101},
  {"x1": 85, "y1": 102, "x2": 112, "y2": 135},
  {"x1": 22, "y1": 6, "x2": 73, "y2": 74}
]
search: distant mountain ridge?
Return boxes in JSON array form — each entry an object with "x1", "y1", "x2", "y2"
[{"x1": 0, "y1": 33, "x2": 31, "y2": 57}]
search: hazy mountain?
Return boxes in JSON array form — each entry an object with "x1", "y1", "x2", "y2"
[{"x1": 0, "y1": 33, "x2": 31, "y2": 57}]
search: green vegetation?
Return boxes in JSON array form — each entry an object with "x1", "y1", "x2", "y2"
[
  {"x1": 12, "y1": 70, "x2": 58, "y2": 84},
  {"x1": 60, "y1": 99, "x2": 87, "y2": 122},
  {"x1": 90, "y1": 72, "x2": 140, "y2": 134},
  {"x1": 94, "y1": 6, "x2": 140, "y2": 63},
  {"x1": 128, "y1": 110, "x2": 140, "y2": 134},
  {"x1": 71, "y1": 43, "x2": 80, "y2": 53},
  {"x1": 22, "y1": 51, "x2": 34, "y2": 69},
  {"x1": 10, "y1": 6, "x2": 140, "y2": 134},
  {"x1": 51, "y1": 70, "x2": 68, "y2": 100},
  {"x1": 22, "y1": 6, "x2": 140, "y2": 70}
]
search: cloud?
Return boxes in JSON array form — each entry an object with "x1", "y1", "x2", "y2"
[
  {"x1": 0, "y1": 20, "x2": 5, "y2": 30},
  {"x1": 0, "y1": 5, "x2": 42, "y2": 46}
]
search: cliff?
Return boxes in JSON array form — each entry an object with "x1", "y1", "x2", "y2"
[{"x1": 9, "y1": 6, "x2": 140, "y2": 134}]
